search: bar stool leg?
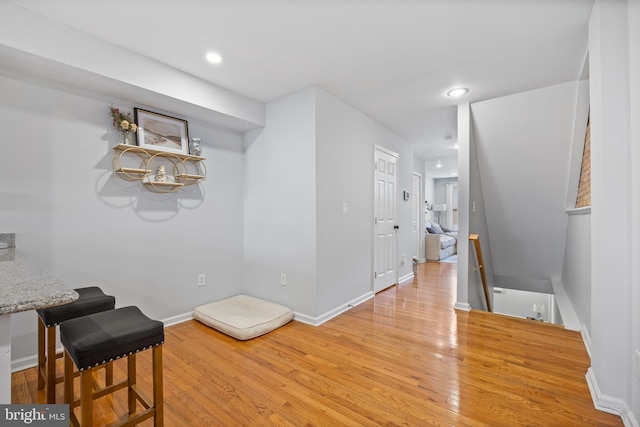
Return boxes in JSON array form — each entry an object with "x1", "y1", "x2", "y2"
[
  {"x1": 37, "y1": 319, "x2": 45, "y2": 390},
  {"x1": 63, "y1": 350, "x2": 74, "y2": 405},
  {"x1": 153, "y1": 346, "x2": 163, "y2": 427},
  {"x1": 45, "y1": 325, "x2": 56, "y2": 403},
  {"x1": 80, "y1": 369, "x2": 93, "y2": 427},
  {"x1": 128, "y1": 354, "x2": 137, "y2": 414},
  {"x1": 105, "y1": 361, "x2": 113, "y2": 386},
  {"x1": 37, "y1": 318, "x2": 59, "y2": 403}
]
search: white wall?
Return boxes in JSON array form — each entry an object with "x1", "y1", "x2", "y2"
[
  {"x1": 0, "y1": 75, "x2": 246, "y2": 362},
  {"x1": 627, "y1": 0, "x2": 640, "y2": 421},
  {"x1": 433, "y1": 178, "x2": 457, "y2": 205},
  {"x1": 469, "y1": 82, "x2": 577, "y2": 290},
  {"x1": 433, "y1": 177, "x2": 457, "y2": 227},
  {"x1": 587, "y1": 1, "x2": 638, "y2": 424},
  {"x1": 454, "y1": 103, "x2": 496, "y2": 312},
  {"x1": 560, "y1": 77, "x2": 591, "y2": 338},
  {"x1": 243, "y1": 88, "x2": 318, "y2": 316},
  {"x1": 423, "y1": 175, "x2": 436, "y2": 223},
  {"x1": 455, "y1": 104, "x2": 471, "y2": 310},
  {"x1": 315, "y1": 88, "x2": 377, "y2": 314},
  {"x1": 413, "y1": 157, "x2": 426, "y2": 261},
  {"x1": 245, "y1": 86, "x2": 418, "y2": 320},
  {"x1": 493, "y1": 288, "x2": 556, "y2": 323},
  {"x1": 561, "y1": 211, "x2": 591, "y2": 335}
]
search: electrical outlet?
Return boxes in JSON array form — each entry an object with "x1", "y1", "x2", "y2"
[
  {"x1": 198, "y1": 274, "x2": 206, "y2": 287},
  {"x1": 280, "y1": 273, "x2": 287, "y2": 286}
]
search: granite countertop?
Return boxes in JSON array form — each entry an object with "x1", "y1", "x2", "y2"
[{"x1": 0, "y1": 249, "x2": 78, "y2": 315}]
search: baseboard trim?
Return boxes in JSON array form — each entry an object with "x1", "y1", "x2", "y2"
[
  {"x1": 293, "y1": 291, "x2": 375, "y2": 327},
  {"x1": 162, "y1": 311, "x2": 194, "y2": 327},
  {"x1": 398, "y1": 272, "x2": 415, "y2": 284},
  {"x1": 454, "y1": 302, "x2": 471, "y2": 311},
  {"x1": 586, "y1": 368, "x2": 638, "y2": 427},
  {"x1": 11, "y1": 355, "x2": 37, "y2": 373}
]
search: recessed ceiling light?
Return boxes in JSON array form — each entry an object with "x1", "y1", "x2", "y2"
[
  {"x1": 447, "y1": 88, "x2": 469, "y2": 97},
  {"x1": 436, "y1": 162, "x2": 442, "y2": 168},
  {"x1": 206, "y1": 51, "x2": 222, "y2": 64}
]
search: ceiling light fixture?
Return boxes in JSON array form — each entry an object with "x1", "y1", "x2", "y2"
[
  {"x1": 206, "y1": 51, "x2": 223, "y2": 64},
  {"x1": 447, "y1": 87, "x2": 469, "y2": 97},
  {"x1": 436, "y1": 162, "x2": 442, "y2": 168}
]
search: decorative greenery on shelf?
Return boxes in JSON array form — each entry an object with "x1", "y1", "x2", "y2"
[{"x1": 109, "y1": 106, "x2": 138, "y2": 133}]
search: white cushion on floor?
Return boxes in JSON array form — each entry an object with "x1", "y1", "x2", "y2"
[{"x1": 193, "y1": 295, "x2": 293, "y2": 340}]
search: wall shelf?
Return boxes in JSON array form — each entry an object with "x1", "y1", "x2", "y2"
[
  {"x1": 176, "y1": 173, "x2": 205, "y2": 181},
  {"x1": 112, "y1": 144, "x2": 206, "y2": 192},
  {"x1": 115, "y1": 167, "x2": 149, "y2": 174},
  {"x1": 142, "y1": 179, "x2": 185, "y2": 193},
  {"x1": 113, "y1": 143, "x2": 207, "y2": 161}
]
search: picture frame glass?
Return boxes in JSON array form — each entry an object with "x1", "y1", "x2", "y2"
[{"x1": 135, "y1": 108, "x2": 189, "y2": 154}]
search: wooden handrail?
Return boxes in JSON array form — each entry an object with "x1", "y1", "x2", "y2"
[{"x1": 469, "y1": 234, "x2": 492, "y2": 312}]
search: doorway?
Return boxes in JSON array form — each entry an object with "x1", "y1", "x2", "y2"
[
  {"x1": 412, "y1": 173, "x2": 422, "y2": 262},
  {"x1": 445, "y1": 182, "x2": 458, "y2": 230},
  {"x1": 374, "y1": 147, "x2": 398, "y2": 293}
]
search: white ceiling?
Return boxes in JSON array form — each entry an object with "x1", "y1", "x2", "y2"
[{"x1": 9, "y1": 0, "x2": 592, "y2": 176}]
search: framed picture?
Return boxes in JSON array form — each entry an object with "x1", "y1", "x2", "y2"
[{"x1": 135, "y1": 108, "x2": 189, "y2": 155}]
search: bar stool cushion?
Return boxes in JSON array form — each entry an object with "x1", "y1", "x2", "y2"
[
  {"x1": 37, "y1": 286, "x2": 115, "y2": 327},
  {"x1": 61, "y1": 306, "x2": 164, "y2": 370},
  {"x1": 193, "y1": 294, "x2": 293, "y2": 340}
]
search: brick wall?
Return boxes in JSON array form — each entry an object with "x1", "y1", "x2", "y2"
[{"x1": 575, "y1": 115, "x2": 591, "y2": 208}]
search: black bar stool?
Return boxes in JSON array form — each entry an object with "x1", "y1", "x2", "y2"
[
  {"x1": 36, "y1": 286, "x2": 115, "y2": 403},
  {"x1": 61, "y1": 306, "x2": 164, "y2": 427}
]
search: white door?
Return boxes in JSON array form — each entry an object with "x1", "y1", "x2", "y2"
[
  {"x1": 374, "y1": 147, "x2": 398, "y2": 293},
  {"x1": 412, "y1": 173, "x2": 421, "y2": 261}
]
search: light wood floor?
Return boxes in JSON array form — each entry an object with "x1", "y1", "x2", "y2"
[{"x1": 12, "y1": 261, "x2": 622, "y2": 426}]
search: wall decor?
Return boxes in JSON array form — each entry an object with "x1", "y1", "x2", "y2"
[
  {"x1": 154, "y1": 164, "x2": 169, "y2": 182},
  {"x1": 190, "y1": 137, "x2": 202, "y2": 156},
  {"x1": 113, "y1": 145, "x2": 206, "y2": 193},
  {"x1": 109, "y1": 106, "x2": 137, "y2": 145},
  {"x1": 135, "y1": 108, "x2": 189, "y2": 155}
]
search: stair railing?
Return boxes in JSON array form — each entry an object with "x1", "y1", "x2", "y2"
[{"x1": 469, "y1": 234, "x2": 492, "y2": 312}]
